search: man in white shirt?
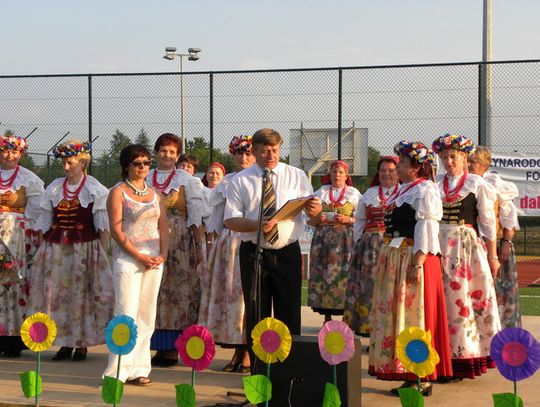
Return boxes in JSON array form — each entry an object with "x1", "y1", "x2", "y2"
[{"x1": 224, "y1": 128, "x2": 320, "y2": 342}]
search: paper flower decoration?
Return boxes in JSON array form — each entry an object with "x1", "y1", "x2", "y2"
[
  {"x1": 176, "y1": 324, "x2": 216, "y2": 371},
  {"x1": 105, "y1": 315, "x2": 137, "y2": 355},
  {"x1": 20, "y1": 313, "x2": 57, "y2": 352},
  {"x1": 396, "y1": 327, "x2": 440, "y2": 378},
  {"x1": 252, "y1": 317, "x2": 292, "y2": 364},
  {"x1": 490, "y1": 327, "x2": 540, "y2": 382},
  {"x1": 318, "y1": 320, "x2": 355, "y2": 365}
]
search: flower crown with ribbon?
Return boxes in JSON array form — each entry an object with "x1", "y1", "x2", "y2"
[
  {"x1": 0, "y1": 135, "x2": 29, "y2": 152},
  {"x1": 394, "y1": 140, "x2": 436, "y2": 165},
  {"x1": 228, "y1": 135, "x2": 253, "y2": 155},
  {"x1": 52, "y1": 142, "x2": 92, "y2": 159},
  {"x1": 431, "y1": 134, "x2": 475, "y2": 156}
]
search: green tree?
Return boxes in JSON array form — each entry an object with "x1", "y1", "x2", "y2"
[
  {"x1": 134, "y1": 127, "x2": 152, "y2": 151},
  {"x1": 185, "y1": 137, "x2": 237, "y2": 174},
  {"x1": 92, "y1": 129, "x2": 132, "y2": 187},
  {"x1": 353, "y1": 146, "x2": 381, "y2": 192}
]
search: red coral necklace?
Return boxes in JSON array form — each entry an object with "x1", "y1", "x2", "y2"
[
  {"x1": 152, "y1": 169, "x2": 176, "y2": 193},
  {"x1": 443, "y1": 172, "x2": 467, "y2": 203},
  {"x1": 0, "y1": 165, "x2": 20, "y2": 190},
  {"x1": 63, "y1": 175, "x2": 87, "y2": 200}
]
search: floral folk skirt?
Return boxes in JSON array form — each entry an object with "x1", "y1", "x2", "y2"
[
  {"x1": 440, "y1": 224, "x2": 501, "y2": 379},
  {"x1": 28, "y1": 239, "x2": 114, "y2": 347},
  {"x1": 308, "y1": 224, "x2": 354, "y2": 315},
  {"x1": 343, "y1": 231, "x2": 384, "y2": 336},
  {"x1": 494, "y1": 240, "x2": 521, "y2": 329},
  {"x1": 198, "y1": 229, "x2": 246, "y2": 346},
  {"x1": 152, "y1": 216, "x2": 200, "y2": 349},
  {"x1": 368, "y1": 241, "x2": 453, "y2": 381}
]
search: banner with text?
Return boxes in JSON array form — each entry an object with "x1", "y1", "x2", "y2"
[{"x1": 491, "y1": 153, "x2": 540, "y2": 216}]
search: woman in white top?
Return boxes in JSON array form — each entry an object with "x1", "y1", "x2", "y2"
[
  {"x1": 104, "y1": 144, "x2": 168, "y2": 385},
  {"x1": 198, "y1": 135, "x2": 255, "y2": 373},
  {"x1": 147, "y1": 134, "x2": 204, "y2": 367},
  {"x1": 432, "y1": 134, "x2": 501, "y2": 380},
  {"x1": 468, "y1": 146, "x2": 521, "y2": 328},
  {"x1": 307, "y1": 160, "x2": 362, "y2": 323},
  {"x1": 0, "y1": 134, "x2": 44, "y2": 358},
  {"x1": 30, "y1": 140, "x2": 113, "y2": 362}
]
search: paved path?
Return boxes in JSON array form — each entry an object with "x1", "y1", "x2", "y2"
[{"x1": 1, "y1": 308, "x2": 539, "y2": 406}]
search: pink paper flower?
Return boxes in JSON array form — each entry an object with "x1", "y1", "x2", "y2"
[
  {"x1": 175, "y1": 325, "x2": 216, "y2": 371},
  {"x1": 318, "y1": 320, "x2": 355, "y2": 365}
]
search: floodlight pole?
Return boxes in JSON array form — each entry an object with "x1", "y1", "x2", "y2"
[{"x1": 479, "y1": 0, "x2": 493, "y2": 147}]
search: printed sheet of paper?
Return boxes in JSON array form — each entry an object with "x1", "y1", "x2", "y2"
[{"x1": 269, "y1": 195, "x2": 314, "y2": 223}]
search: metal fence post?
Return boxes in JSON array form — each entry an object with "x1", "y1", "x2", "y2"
[
  {"x1": 209, "y1": 73, "x2": 214, "y2": 162},
  {"x1": 338, "y1": 68, "x2": 343, "y2": 160},
  {"x1": 478, "y1": 63, "x2": 483, "y2": 146},
  {"x1": 88, "y1": 75, "x2": 93, "y2": 175}
]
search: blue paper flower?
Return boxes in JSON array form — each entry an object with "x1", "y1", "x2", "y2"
[{"x1": 105, "y1": 315, "x2": 137, "y2": 355}]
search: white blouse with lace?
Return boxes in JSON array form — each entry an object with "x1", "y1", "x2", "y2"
[
  {"x1": 147, "y1": 168, "x2": 203, "y2": 228},
  {"x1": 483, "y1": 172, "x2": 520, "y2": 231},
  {"x1": 389, "y1": 180, "x2": 442, "y2": 255},
  {"x1": 354, "y1": 185, "x2": 397, "y2": 240},
  {"x1": 34, "y1": 175, "x2": 109, "y2": 233},
  {"x1": 0, "y1": 166, "x2": 44, "y2": 228},
  {"x1": 435, "y1": 172, "x2": 497, "y2": 241},
  {"x1": 205, "y1": 173, "x2": 235, "y2": 234}
]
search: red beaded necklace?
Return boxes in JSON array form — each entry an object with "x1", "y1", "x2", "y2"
[
  {"x1": 152, "y1": 169, "x2": 176, "y2": 193},
  {"x1": 443, "y1": 172, "x2": 468, "y2": 203},
  {"x1": 63, "y1": 175, "x2": 87, "y2": 200},
  {"x1": 0, "y1": 165, "x2": 20, "y2": 190},
  {"x1": 378, "y1": 184, "x2": 399, "y2": 209},
  {"x1": 329, "y1": 185, "x2": 347, "y2": 208}
]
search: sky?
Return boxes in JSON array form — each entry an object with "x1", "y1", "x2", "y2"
[{"x1": 2, "y1": 0, "x2": 540, "y2": 75}]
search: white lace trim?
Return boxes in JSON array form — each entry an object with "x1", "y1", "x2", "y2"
[
  {"x1": 316, "y1": 185, "x2": 362, "y2": 207},
  {"x1": 44, "y1": 175, "x2": 109, "y2": 210},
  {"x1": 391, "y1": 180, "x2": 438, "y2": 208},
  {"x1": 0, "y1": 166, "x2": 44, "y2": 195}
]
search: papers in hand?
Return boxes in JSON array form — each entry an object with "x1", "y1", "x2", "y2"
[{"x1": 269, "y1": 195, "x2": 314, "y2": 223}]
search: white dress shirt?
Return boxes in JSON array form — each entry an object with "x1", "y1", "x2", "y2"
[{"x1": 224, "y1": 162, "x2": 313, "y2": 249}]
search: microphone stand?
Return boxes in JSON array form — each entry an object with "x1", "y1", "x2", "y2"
[{"x1": 223, "y1": 168, "x2": 269, "y2": 407}]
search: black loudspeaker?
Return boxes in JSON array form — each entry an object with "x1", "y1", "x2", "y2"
[{"x1": 254, "y1": 335, "x2": 362, "y2": 407}]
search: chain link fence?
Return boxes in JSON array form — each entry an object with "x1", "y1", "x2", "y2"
[{"x1": 1, "y1": 60, "x2": 540, "y2": 257}]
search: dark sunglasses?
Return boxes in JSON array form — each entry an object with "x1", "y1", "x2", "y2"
[{"x1": 130, "y1": 160, "x2": 151, "y2": 168}]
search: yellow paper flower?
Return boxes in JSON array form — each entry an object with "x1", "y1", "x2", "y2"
[
  {"x1": 396, "y1": 327, "x2": 440, "y2": 378},
  {"x1": 20, "y1": 313, "x2": 57, "y2": 352},
  {"x1": 252, "y1": 317, "x2": 292, "y2": 364}
]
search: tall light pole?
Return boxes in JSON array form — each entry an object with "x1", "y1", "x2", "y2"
[
  {"x1": 480, "y1": 0, "x2": 493, "y2": 147},
  {"x1": 163, "y1": 46, "x2": 202, "y2": 152}
]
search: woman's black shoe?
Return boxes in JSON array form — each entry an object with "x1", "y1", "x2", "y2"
[
  {"x1": 222, "y1": 361, "x2": 240, "y2": 372},
  {"x1": 390, "y1": 381, "x2": 416, "y2": 395},
  {"x1": 72, "y1": 347, "x2": 87, "y2": 361},
  {"x1": 52, "y1": 347, "x2": 74, "y2": 361}
]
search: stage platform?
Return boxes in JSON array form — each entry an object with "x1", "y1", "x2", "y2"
[{"x1": 1, "y1": 307, "x2": 539, "y2": 406}]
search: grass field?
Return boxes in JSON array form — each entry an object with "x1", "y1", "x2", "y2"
[{"x1": 301, "y1": 282, "x2": 540, "y2": 316}]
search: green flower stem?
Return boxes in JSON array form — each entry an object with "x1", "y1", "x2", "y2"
[
  {"x1": 35, "y1": 351, "x2": 41, "y2": 407},
  {"x1": 333, "y1": 365, "x2": 337, "y2": 387},
  {"x1": 191, "y1": 367, "x2": 195, "y2": 388},
  {"x1": 113, "y1": 355, "x2": 122, "y2": 407},
  {"x1": 265, "y1": 364, "x2": 271, "y2": 407},
  {"x1": 417, "y1": 376, "x2": 421, "y2": 393},
  {"x1": 514, "y1": 381, "x2": 518, "y2": 407}
]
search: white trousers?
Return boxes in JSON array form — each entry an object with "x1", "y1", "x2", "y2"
[{"x1": 103, "y1": 263, "x2": 163, "y2": 382}]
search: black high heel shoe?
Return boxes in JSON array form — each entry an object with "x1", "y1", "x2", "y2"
[
  {"x1": 52, "y1": 347, "x2": 73, "y2": 361},
  {"x1": 390, "y1": 381, "x2": 416, "y2": 395},
  {"x1": 222, "y1": 361, "x2": 240, "y2": 372},
  {"x1": 72, "y1": 347, "x2": 87, "y2": 361},
  {"x1": 419, "y1": 382, "x2": 433, "y2": 397}
]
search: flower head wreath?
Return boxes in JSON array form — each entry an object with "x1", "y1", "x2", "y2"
[
  {"x1": 228, "y1": 135, "x2": 253, "y2": 155},
  {"x1": 52, "y1": 142, "x2": 92, "y2": 159},
  {"x1": 431, "y1": 134, "x2": 475, "y2": 156},
  {"x1": 0, "y1": 135, "x2": 29, "y2": 152},
  {"x1": 394, "y1": 140, "x2": 436, "y2": 165}
]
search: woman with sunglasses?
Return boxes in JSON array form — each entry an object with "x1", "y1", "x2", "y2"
[
  {"x1": 103, "y1": 144, "x2": 168, "y2": 385},
  {"x1": 29, "y1": 140, "x2": 114, "y2": 362},
  {"x1": 147, "y1": 134, "x2": 204, "y2": 367}
]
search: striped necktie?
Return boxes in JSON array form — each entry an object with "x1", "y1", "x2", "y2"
[{"x1": 263, "y1": 172, "x2": 279, "y2": 244}]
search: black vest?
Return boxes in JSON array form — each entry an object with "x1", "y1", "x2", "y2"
[
  {"x1": 441, "y1": 192, "x2": 478, "y2": 229},
  {"x1": 384, "y1": 203, "x2": 416, "y2": 239}
]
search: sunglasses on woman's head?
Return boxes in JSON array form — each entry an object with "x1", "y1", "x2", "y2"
[{"x1": 130, "y1": 160, "x2": 151, "y2": 168}]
